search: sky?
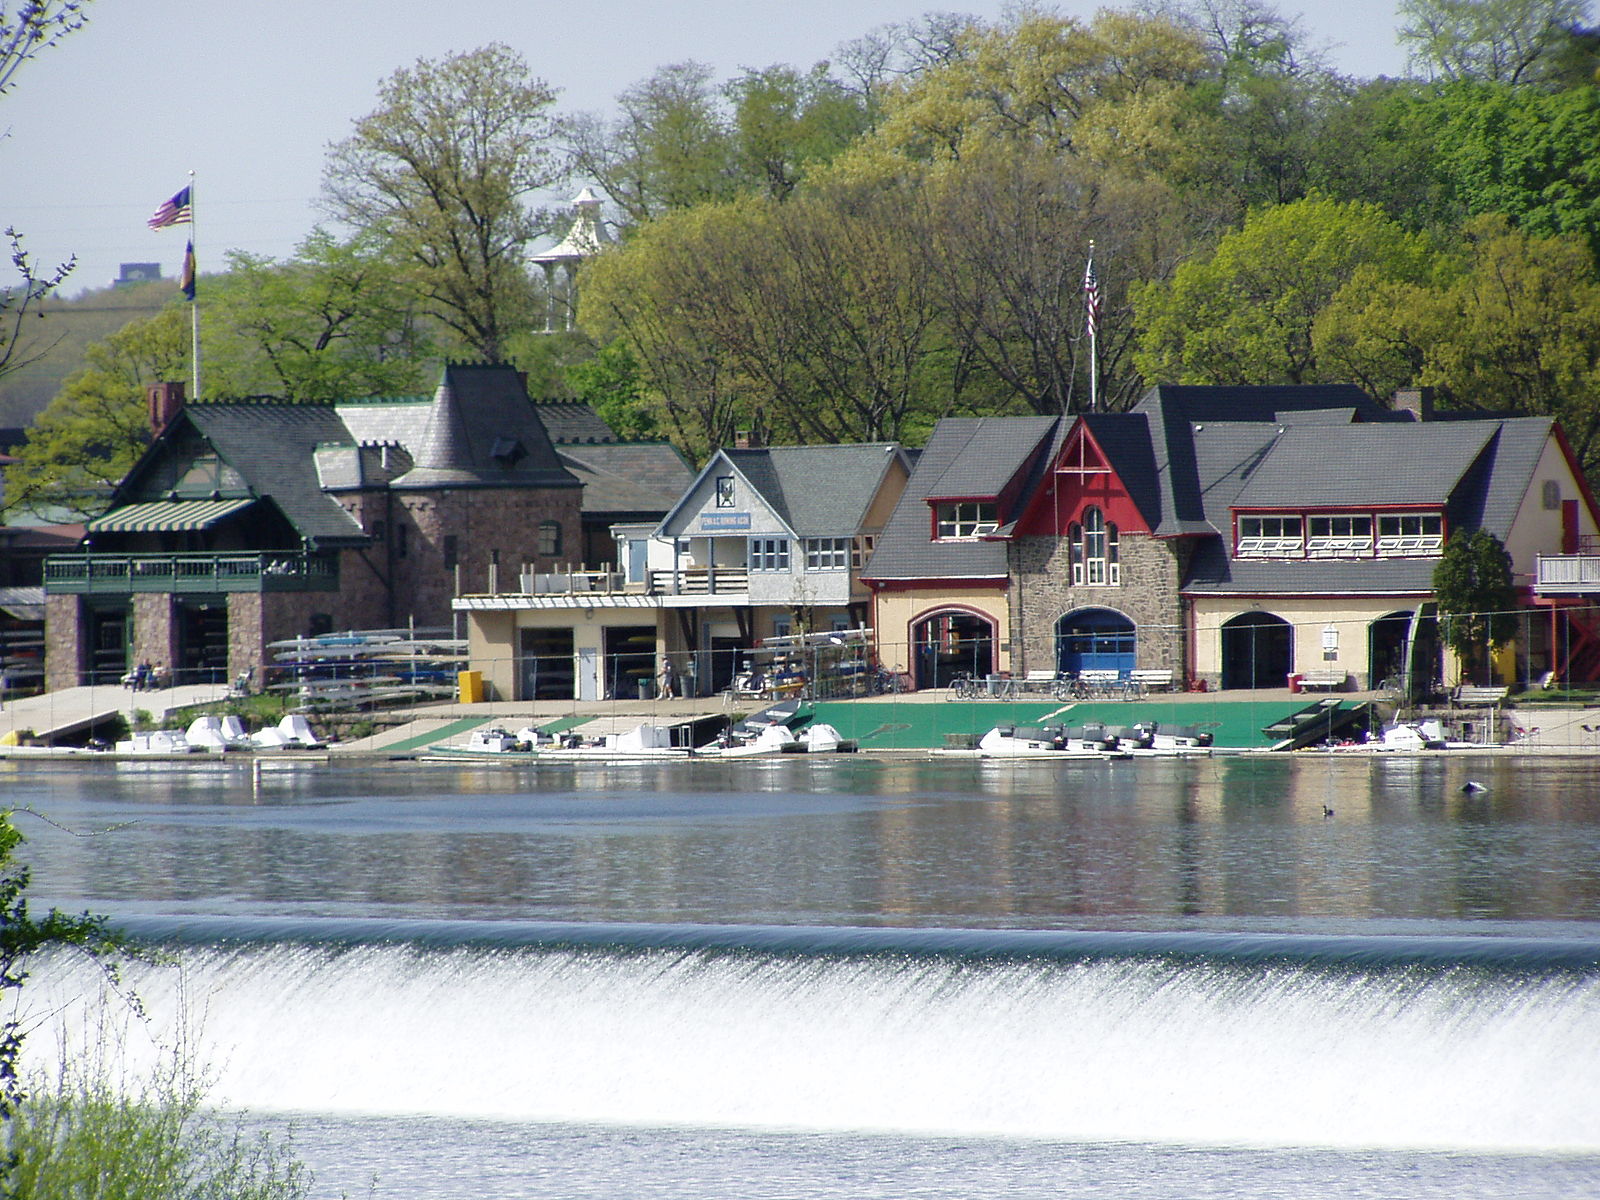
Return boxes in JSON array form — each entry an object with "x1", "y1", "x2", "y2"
[{"x1": 3, "y1": 0, "x2": 1411, "y2": 297}]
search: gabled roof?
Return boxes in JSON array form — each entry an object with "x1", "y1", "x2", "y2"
[{"x1": 863, "y1": 418, "x2": 1059, "y2": 581}]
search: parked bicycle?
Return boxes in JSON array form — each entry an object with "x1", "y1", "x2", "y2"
[{"x1": 949, "y1": 672, "x2": 982, "y2": 700}]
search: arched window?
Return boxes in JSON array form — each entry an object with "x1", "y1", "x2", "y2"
[{"x1": 1076, "y1": 507, "x2": 1119, "y2": 586}]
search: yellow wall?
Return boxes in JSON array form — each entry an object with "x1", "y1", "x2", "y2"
[
  {"x1": 870, "y1": 585, "x2": 1012, "y2": 680},
  {"x1": 1191, "y1": 595, "x2": 1427, "y2": 687},
  {"x1": 1504, "y1": 436, "x2": 1600, "y2": 584}
]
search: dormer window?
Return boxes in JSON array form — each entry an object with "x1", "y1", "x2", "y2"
[
  {"x1": 1377, "y1": 513, "x2": 1442, "y2": 555},
  {"x1": 1307, "y1": 515, "x2": 1372, "y2": 556},
  {"x1": 934, "y1": 501, "x2": 997, "y2": 539},
  {"x1": 490, "y1": 437, "x2": 527, "y2": 467},
  {"x1": 1237, "y1": 515, "x2": 1304, "y2": 556}
]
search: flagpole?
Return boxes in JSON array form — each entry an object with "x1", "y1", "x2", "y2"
[
  {"x1": 188, "y1": 170, "x2": 201, "y2": 402},
  {"x1": 1085, "y1": 240, "x2": 1099, "y2": 414}
]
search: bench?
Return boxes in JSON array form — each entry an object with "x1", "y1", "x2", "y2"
[
  {"x1": 1297, "y1": 670, "x2": 1348, "y2": 692},
  {"x1": 1129, "y1": 669, "x2": 1175, "y2": 692},
  {"x1": 1454, "y1": 685, "x2": 1510, "y2": 706}
]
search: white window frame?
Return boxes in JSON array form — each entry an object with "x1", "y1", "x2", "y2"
[
  {"x1": 1377, "y1": 513, "x2": 1443, "y2": 555},
  {"x1": 750, "y1": 537, "x2": 791, "y2": 571},
  {"x1": 1306, "y1": 514, "x2": 1373, "y2": 557},
  {"x1": 805, "y1": 537, "x2": 851, "y2": 571},
  {"x1": 715, "y1": 475, "x2": 735, "y2": 508},
  {"x1": 934, "y1": 501, "x2": 998, "y2": 540},
  {"x1": 1237, "y1": 514, "x2": 1305, "y2": 557}
]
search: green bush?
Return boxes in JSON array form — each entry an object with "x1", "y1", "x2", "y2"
[{"x1": 4, "y1": 1043, "x2": 310, "y2": 1199}]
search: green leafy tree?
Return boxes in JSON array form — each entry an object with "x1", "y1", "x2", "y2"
[
  {"x1": 1433, "y1": 528, "x2": 1518, "y2": 683},
  {"x1": 322, "y1": 43, "x2": 560, "y2": 360},
  {"x1": 1131, "y1": 193, "x2": 1435, "y2": 385},
  {"x1": 204, "y1": 229, "x2": 435, "y2": 402},
  {"x1": 5, "y1": 307, "x2": 187, "y2": 520},
  {"x1": 726, "y1": 64, "x2": 871, "y2": 201},
  {"x1": 1426, "y1": 80, "x2": 1600, "y2": 259},
  {"x1": 0, "y1": 810, "x2": 119, "y2": 1130},
  {"x1": 564, "y1": 340, "x2": 658, "y2": 440},
  {"x1": 1398, "y1": 0, "x2": 1592, "y2": 86},
  {"x1": 1318, "y1": 216, "x2": 1600, "y2": 471}
]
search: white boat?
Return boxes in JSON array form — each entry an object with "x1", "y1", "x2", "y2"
[
  {"x1": 538, "y1": 723, "x2": 693, "y2": 761},
  {"x1": 115, "y1": 730, "x2": 197, "y2": 754},
  {"x1": 699, "y1": 722, "x2": 799, "y2": 757},
  {"x1": 465, "y1": 726, "x2": 525, "y2": 753},
  {"x1": 791, "y1": 723, "x2": 858, "y2": 754},
  {"x1": 1115, "y1": 721, "x2": 1215, "y2": 757},
  {"x1": 185, "y1": 715, "x2": 253, "y2": 751},
  {"x1": 977, "y1": 725, "x2": 1131, "y2": 760}
]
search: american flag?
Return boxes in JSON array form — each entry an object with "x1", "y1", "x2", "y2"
[
  {"x1": 1083, "y1": 255, "x2": 1101, "y2": 339},
  {"x1": 148, "y1": 186, "x2": 192, "y2": 230}
]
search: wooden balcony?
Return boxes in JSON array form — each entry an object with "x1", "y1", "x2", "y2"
[
  {"x1": 648, "y1": 566, "x2": 750, "y2": 596},
  {"x1": 44, "y1": 551, "x2": 340, "y2": 596}
]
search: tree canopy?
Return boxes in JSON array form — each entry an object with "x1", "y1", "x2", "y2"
[
  {"x1": 321, "y1": 43, "x2": 561, "y2": 360},
  {"x1": 1433, "y1": 528, "x2": 1518, "y2": 682}
]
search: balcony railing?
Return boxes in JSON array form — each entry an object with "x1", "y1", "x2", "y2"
[
  {"x1": 1535, "y1": 553, "x2": 1600, "y2": 594},
  {"x1": 519, "y1": 569, "x2": 631, "y2": 595},
  {"x1": 44, "y1": 551, "x2": 340, "y2": 595},
  {"x1": 648, "y1": 566, "x2": 750, "y2": 595}
]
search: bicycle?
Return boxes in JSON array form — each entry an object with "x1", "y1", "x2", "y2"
[{"x1": 950, "y1": 672, "x2": 981, "y2": 700}]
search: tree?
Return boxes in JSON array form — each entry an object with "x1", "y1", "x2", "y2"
[
  {"x1": 204, "y1": 229, "x2": 435, "y2": 402},
  {"x1": 726, "y1": 64, "x2": 871, "y2": 201},
  {"x1": 1317, "y1": 216, "x2": 1600, "y2": 472},
  {"x1": 1131, "y1": 193, "x2": 1435, "y2": 385},
  {"x1": 1433, "y1": 528, "x2": 1518, "y2": 683},
  {"x1": 1426, "y1": 80, "x2": 1600, "y2": 259},
  {"x1": 322, "y1": 44, "x2": 560, "y2": 360},
  {"x1": 0, "y1": 809, "x2": 118, "y2": 1132},
  {"x1": 0, "y1": 0, "x2": 88, "y2": 96},
  {"x1": 1398, "y1": 0, "x2": 1592, "y2": 86},
  {"x1": 4, "y1": 307, "x2": 186, "y2": 519},
  {"x1": 2, "y1": 2, "x2": 91, "y2": 387},
  {"x1": 565, "y1": 62, "x2": 736, "y2": 225}
]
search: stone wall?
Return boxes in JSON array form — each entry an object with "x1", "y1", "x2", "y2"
[
  {"x1": 1009, "y1": 534, "x2": 1189, "y2": 677},
  {"x1": 43, "y1": 594, "x2": 84, "y2": 691},
  {"x1": 130, "y1": 594, "x2": 178, "y2": 673},
  {"x1": 395, "y1": 487, "x2": 583, "y2": 623}
]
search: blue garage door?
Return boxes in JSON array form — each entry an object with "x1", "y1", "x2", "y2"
[{"x1": 1056, "y1": 608, "x2": 1136, "y2": 676}]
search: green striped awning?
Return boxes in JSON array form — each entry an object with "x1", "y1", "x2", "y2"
[{"x1": 87, "y1": 497, "x2": 256, "y2": 533}]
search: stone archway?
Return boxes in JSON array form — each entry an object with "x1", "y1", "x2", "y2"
[
  {"x1": 1055, "y1": 607, "x2": 1136, "y2": 676},
  {"x1": 1221, "y1": 611, "x2": 1292, "y2": 690}
]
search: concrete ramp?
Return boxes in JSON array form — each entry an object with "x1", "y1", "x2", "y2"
[{"x1": 0, "y1": 682, "x2": 229, "y2": 746}]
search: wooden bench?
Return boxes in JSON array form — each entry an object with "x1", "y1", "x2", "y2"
[
  {"x1": 1454, "y1": 685, "x2": 1510, "y2": 706},
  {"x1": 1129, "y1": 669, "x2": 1175, "y2": 692},
  {"x1": 1297, "y1": 670, "x2": 1348, "y2": 692}
]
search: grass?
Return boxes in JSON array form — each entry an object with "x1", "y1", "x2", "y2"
[{"x1": 4, "y1": 1034, "x2": 313, "y2": 1199}]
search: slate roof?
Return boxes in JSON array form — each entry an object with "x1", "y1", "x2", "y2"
[
  {"x1": 104, "y1": 364, "x2": 595, "y2": 549},
  {"x1": 538, "y1": 403, "x2": 619, "y2": 444},
  {"x1": 389, "y1": 365, "x2": 578, "y2": 490},
  {"x1": 863, "y1": 418, "x2": 1059, "y2": 581},
  {"x1": 1231, "y1": 424, "x2": 1498, "y2": 508},
  {"x1": 714, "y1": 443, "x2": 909, "y2": 537},
  {"x1": 558, "y1": 442, "x2": 693, "y2": 516}
]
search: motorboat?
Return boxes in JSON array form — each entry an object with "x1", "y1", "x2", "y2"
[
  {"x1": 465, "y1": 726, "x2": 525, "y2": 753},
  {"x1": 115, "y1": 729, "x2": 197, "y2": 754},
  {"x1": 699, "y1": 722, "x2": 799, "y2": 757},
  {"x1": 1114, "y1": 721, "x2": 1215, "y2": 757},
  {"x1": 185, "y1": 715, "x2": 253, "y2": 752},
  {"x1": 538, "y1": 723, "x2": 693, "y2": 761},
  {"x1": 787, "y1": 722, "x2": 858, "y2": 754},
  {"x1": 977, "y1": 724, "x2": 1131, "y2": 760}
]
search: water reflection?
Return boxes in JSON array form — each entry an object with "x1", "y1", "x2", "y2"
[{"x1": 7, "y1": 755, "x2": 1600, "y2": 931}]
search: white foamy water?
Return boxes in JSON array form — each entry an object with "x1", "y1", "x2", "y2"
[{"x1": 24, "y1": 942, "x2": 1600, "y2": 1153}]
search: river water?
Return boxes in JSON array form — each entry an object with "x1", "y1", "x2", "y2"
[{"x1": 10, "y1": 752, "x2": 1600, "y2": 1198}]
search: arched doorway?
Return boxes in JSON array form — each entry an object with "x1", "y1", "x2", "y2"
[
  {"x1": 1056, "y1": 607, "x2": 1136, "y2": 676},
  {"x1": 912, "y1": 609, "x2": 996, "y2": 689},
  {"x1": 1369, "y1": 608, "x2": 1441, "y2": 700},
  {"x1": 1221, "y1": 611, "x2": 1292, "y2": 690}
]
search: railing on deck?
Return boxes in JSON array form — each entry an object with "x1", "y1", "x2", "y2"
[
  {"x1": 1535, "y1": 553, "x2": 1600, "y2": 594},
  {"x1": 647, "y1": 566, "x2": 750, "y2": 595},
  {"x1": 44, "y1": 551, "x2": 340, "y2": 595}
]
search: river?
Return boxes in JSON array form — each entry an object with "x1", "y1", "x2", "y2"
[{"x1": 10, "y1": 752, "x2": 1600, "y2": 1197}]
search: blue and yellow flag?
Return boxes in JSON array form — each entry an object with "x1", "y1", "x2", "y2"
[{"x1": 179, "y1": 241, "x2": 196, "y2": 301}]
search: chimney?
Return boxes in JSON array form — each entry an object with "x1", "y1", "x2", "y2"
[
  {"x1": 1392, "y1": 387, "x2": 1434, "y2": 422},
  {"x1": 734, "y1": 429, "x2": 761, "y2": 450},
  {"x1": 147, "y1": 381, "x2": 185, "y2": 434}
]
